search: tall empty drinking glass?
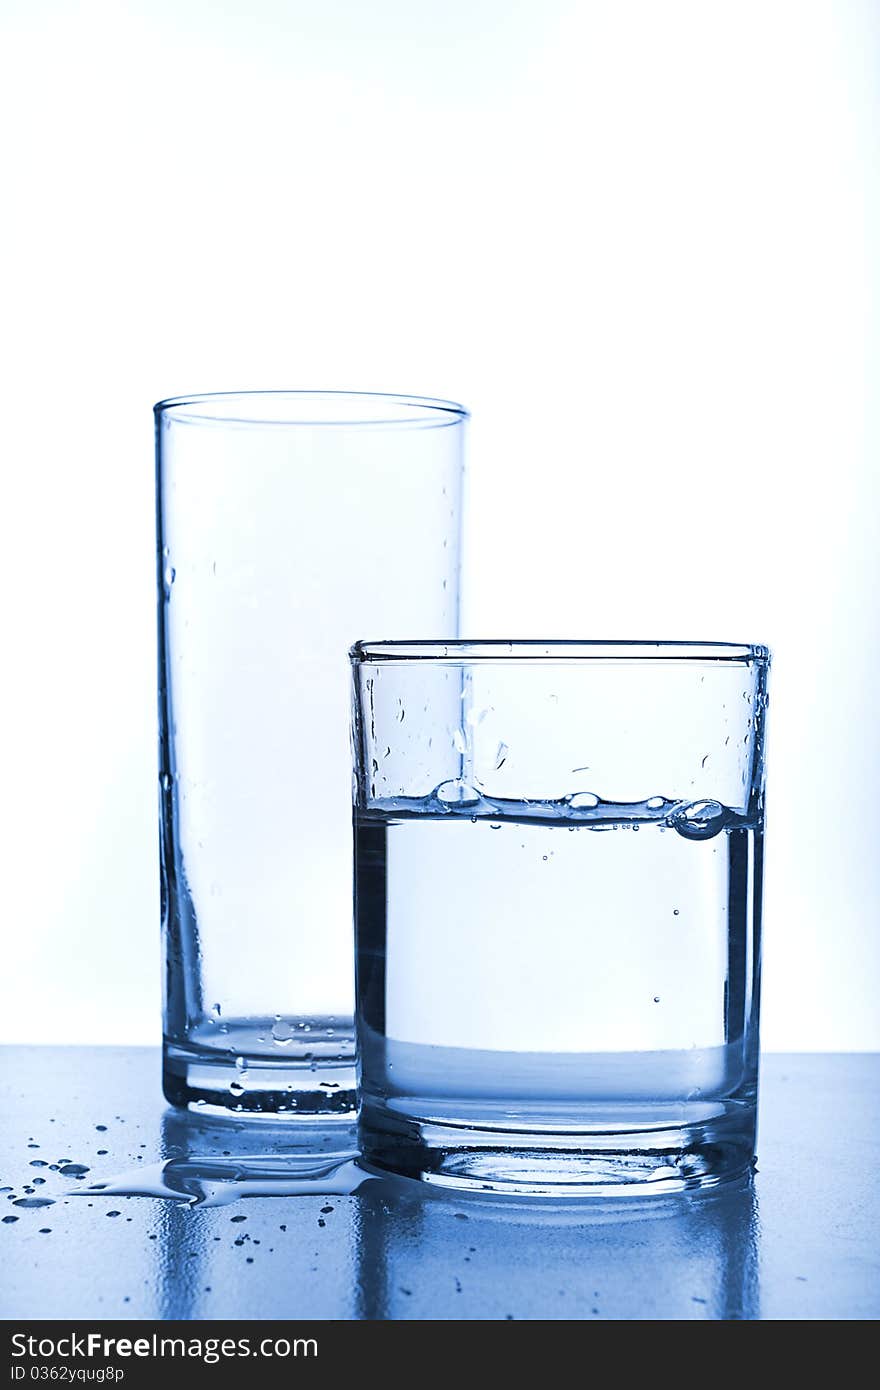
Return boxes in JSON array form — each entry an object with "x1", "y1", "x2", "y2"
[
  {"x1": 156, "y1": 393, "x2": 465, "y2": 1113},
  {"x1": 351, "y1": 641, "x2": 770, "y2": 1194}
]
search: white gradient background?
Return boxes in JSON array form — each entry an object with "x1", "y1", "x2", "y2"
[{"x1": 1, "y1": 0, "x2": 877, "y2": 1048}]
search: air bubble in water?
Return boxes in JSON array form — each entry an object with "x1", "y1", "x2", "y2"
[
  {"x1": 228, "y1": 1081, "x2": 245, "y2": 1096},
  {"x1": 646, "y1": 796, "x2": 665, "y2": 810},
  {"x1": 435, "y1": 779, "x2": 481, "y2": 807},
  {"x1": 163, "y1": 566, "x2": 176, "y2": 588},
  {"x1": 452, "y1": 727, "x2": 467, "y2": 755},
  {"x1": 234, "y1": 1056, "x2": 247, "y2": 1074},
  {"x1": 669, "y1": 799, "x2": 727, "y2": 840},
  {"x1": 271, "y1": 1019, "x2": 293, "y2": 1046},
  {"x1": 567, "y1": 791, "x2": 599, "y2": 810}
]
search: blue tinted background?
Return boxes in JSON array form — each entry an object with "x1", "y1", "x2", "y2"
[{"x1": 2, "y1": 0, "x2": 878, "y2": 1047}]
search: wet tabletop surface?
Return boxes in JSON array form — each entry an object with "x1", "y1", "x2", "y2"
[{"x1": 0, "y1": 1049, "x2": 877, "y2": 1321}]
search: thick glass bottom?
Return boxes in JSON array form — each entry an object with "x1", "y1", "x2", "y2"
[
  {"x1": 359, "y1": 1098, "x2": 756, "y2": 1197},
  {"x1": 163, "y1": 1021, "x2": 357, "y2": 1116}
]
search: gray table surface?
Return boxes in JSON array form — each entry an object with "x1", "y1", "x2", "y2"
[{"x1": 0, "y1": 1048, "x2": 877, "y2": 1321}]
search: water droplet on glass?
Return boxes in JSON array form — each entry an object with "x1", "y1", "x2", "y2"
[
  {"x1": 210, "y1": 1003, "x2": 221, "y2": 1022},
  {"x1": 701, "y1": 754, "x2": 710, "y2": 769},
  {"x1": 12, "y1": 1197, "x2": 55, "y2": 1209},
  {"x1": 653, "y1": 996, "x2": 661, "y2": 1004},
  {"x1": 452, "y1": 727, "x2": 467, "y2": 755},
  {"x1": 466, "y1": 707, "x2": 490, "y2": 728},
  {"x1": 271, "y1": 1019, "x2": 293, "y2": 1046},
  {"x1": 669, "y1": 800, "x2": 727, "y2": 840},
  {"x1": 234, "y1": 1056, "x2": 247, "y2": 1074},
  {"x1": 163, "y1": 566, "x2": 176, "y2": 588},
  {"x1": 58, "y1": 1163, "x2": 89, "y2": 1176},
  {"x1": 673, "y1": 908, "x2": 680, "y2": 916},
  {"x1": 435, "y1": 779, "x2": 481, "y2": 807}
]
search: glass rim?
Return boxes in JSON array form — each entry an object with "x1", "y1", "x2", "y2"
[
  {"x1": 154, "y1": 389, "x2": 468, "y2": 429},
  {"x1": 350, "y1": 640, "x2": 771, "y2": 664}
]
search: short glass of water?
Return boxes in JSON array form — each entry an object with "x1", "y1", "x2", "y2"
[{"x1": 351, "y1": 641, "x2": 770, "y2": 1196}]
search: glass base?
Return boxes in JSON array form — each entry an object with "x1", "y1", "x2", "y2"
[
  {"x1": 163, "y1": 1025, "x2": 357, "y2": 1117},
  {"x1": 359, "y1": 1102, "x2": 756, "y2": 1197}
]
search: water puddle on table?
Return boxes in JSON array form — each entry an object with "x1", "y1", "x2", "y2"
[{"x1": 72, "y1": 1156, "x2": 370, "y2": 1207}]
